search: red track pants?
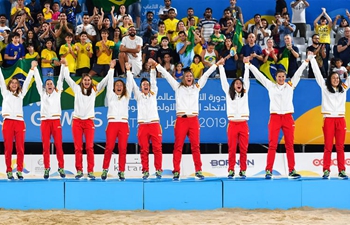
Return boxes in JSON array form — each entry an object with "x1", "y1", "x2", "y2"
[
  {"x1": 41, "y1": 119, "x2": 64, "y2": 169},
  {"x1": 227, "y1": 121, "x2": 249, "y2": 172},
  {"x1": 72, "y1": 118, "x2": 95, "y2": 173},
  {"x1": 266, "y1": 114, "x2": 296, "y2": 173},
  {"x1": 173, "y1": 116, "x2": 202, "y2": 173},
  {"x1": 103, "y1": 122, "x2": 129, "y2": 171},
  {"x1": 2, "y1": 119, "x2": 25, "y2": 172},
  {"x1": 137, "y1": 123, "x2": 162, "y2": 172},
  {"x1": 322, "y1": 117, "x2": 346, "y2": 172}
]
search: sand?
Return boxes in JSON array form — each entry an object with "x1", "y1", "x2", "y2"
[{"x1": 0, "y1": 208, "x2": 349, "y2": 225}]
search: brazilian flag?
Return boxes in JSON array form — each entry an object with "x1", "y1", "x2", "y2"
[
  {"x1": 260, "y1": 48, "x2": 290, "y2": 82},
  {"x1": 0, "y1": 59, "x2": 107, "y2": 110},
  {"x1": 233, "y1": 20, "x2": 243, "y2": 54},
  {"x1": 92, "y1": 0, "x2": 139, "y2": 12},
  {"x1": 0, "y1": 59, "x2": 40, "y2": 106}
]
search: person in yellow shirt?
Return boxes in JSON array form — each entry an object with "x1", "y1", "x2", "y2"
[
  {"x1": 24, "y1": 43, "x2": 40, "y2": 61},
  {"x1": 75, "y1": 31, "x2": 93, "y2": 76},
  {"x1": 43, "y1": 2, "x2": 53, "y2": 22},
  {"x1": 89, "y1": 29, "x2": 115, "y2": 77},
  {"x1": 10, "y1": 0, "x2": 34, "y2": 24},
  {"x1": 164, "y1": 8, "x2": 179, "y2": 37},
  {"x1": 314, "y1": 8, "x2": 332, "y2": 75},
  {"x1": 59, "y1": 33, "x2": 77, "y2": 76},
  {"x1": 190, "y1": 54, "x2": 204, "y2": 78},
  {"x1": 41, "y1": 39, "x2": 60, "y2": 82},
  {"x1": 182, "y1": 8, "x2": 199, "y2": 28}
]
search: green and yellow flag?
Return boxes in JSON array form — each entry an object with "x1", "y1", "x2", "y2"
[
  {"x1": 233, "y1": 20, "x2": 244, "y2": 54},
  {"x1": 0, "y1": 59, "x2": 40, "y2": 106},
  {"x1": 92, "y1": 0, "x2": 139, "y2": 12},
  {"x1": 0, "y1": 59, "x2": 107, "y2": 110},
  {"x1": 260, "y1": 49, "x2": 290, "y2": 82}
]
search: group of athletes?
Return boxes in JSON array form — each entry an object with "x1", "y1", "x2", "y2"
[{"x1": 1, "y1": 51, "x2": 348, "y2": 181}]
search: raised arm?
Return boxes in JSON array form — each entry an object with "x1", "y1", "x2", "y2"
[
  {"x1": 197, "y1": 61, "x2": 219, "y2": 89},
  {"x1": 0, "y1": 67, "x2": 7, "y2": 94},
  {"x1": 309, "y1": 55, "x2": 325, "y2": 87},
  {"x1": 22, "y1": 61, "x2": 37, "y2": 96},
  {"x1": 246, "y1": 57, "x2": 273, "y2": 88},
  {"x1": 150, "y1": 64, "x2": 158, "y2": 95},
  {"x1": 153, "y1": 59, "x2": 179, "y2": 91},
  {"x1": 218, "y1": 64, "x2": 229, "y2": 93},
  {"x1": 33, "y1": 66, "x2": 43, "y2": 96},
  {"x1": 243, "y1": 63, "x2": 250, "y2": 91},
  {"x1": 97, "y1": 62, "x2": 115, "y2": 93},
  {"x1": 290, "y1": 58, "x2": 309, "y2": 88},
  {"x1": 63, "y1": 67, "x2": 78, "y2": 90},
  {"x1": 125, "y1": 62, "x2": 134, "y2": 97}
]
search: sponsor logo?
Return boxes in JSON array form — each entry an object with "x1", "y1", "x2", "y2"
[
  {"x1": 209, "y1": 159, "x2": 255, "y2": 168},
  {"x1": 313, "y1": 158, "x2": 350, "y2": 166}
]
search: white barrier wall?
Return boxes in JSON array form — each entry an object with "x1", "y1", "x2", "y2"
[{"x1": 1, "y1": 153, "x2": 349, "y2": 178}]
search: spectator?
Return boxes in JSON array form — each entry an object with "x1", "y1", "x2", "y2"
[
  {"x1": 276, "y1": 0, "x2": 287, "y2": 14},
  {"x1": 75, "y1": 14, "x2": 97, "y2": 43},
  {"x1": 127, "y1": 0, "x2": 141, "y2": 28},
  {"x1": 190, "y1": 54, "x2": 204, "y2": 78},
  {"x1": 142, "y1": 35, "x2": 159, "y2": 64},
  {"x1": 223, "y1": 17, "x2": 235, "y2": 40},
  {"x1": 278, "y1": 12, "x2": 296, "y2": 48},
  {"x1": 119, "y1": 15, "x2": 132, "y2": 37},
  {"x1": 89, "y1": 29, "x2": 115, "y2": 77},
  {"x1": 157, "y1": 36, "x2": 173, "y2": 63},
  {"x1": 51, "y1": 2, "x2": 60, "y2": 28},
  {"x1": 176, "y1": 31, "x2": 194, "y2": 68},
  {"x1": 118, "y1": 26, "x2": 143, "y2": 76},
  {"x1": 337, "y1": 27, "x2": 350, "y2": 67},
  {"x1": 160, "y1": 53, "x2": 175, "y2": 77},
  {"x1": 38, "y1": 22, "x2": 55, "y2": 51},
  {"x1": 164, "y1": 8, "x2": 179, "y2": 38},
  {"x1": 97, "y1": 8, "x2": 114, "y2": 41},
  {"x1": 42, "y1": 1, "x2": 53, "y2": 23},
  {"x1": 4, "y1": 32, "x2": 25, "y2": 66},
  {"x1": 314, "y1": 8, "x2": 332, "y2": 75},
  {"x1": 158, "y1": 0, "x2": 177, "y2": 21},
  {"x1": 59, "y1": 32, "x2": 76, "y2": 76},
  {"x1": 228, "y1": 0, "x2": 244, "y2": 24},
  {"x1": 156, "y1": 22, "x2": 167, "y2": 44},
  {"x1": 209, "y1": 23, "x2": 226, "y2": 53},
  {"x1": 240, "y1": 33, "x2": 263, "y2": 76},
  {"x1": 332, "y1": 58, "x2": 348, "y2": 79},
  {"x1": 279, "y1": 34, "x2": 300, "y2": 78},
  {"x1": 24, "y1": 29, "x2": 40, "y2": 52},
  {"x1": 75, "y1": 32, "x2": 93, "y2": 77},
  {"x1": 173, "y1": 62, "x2": 184, "y2": 79},
  {"x1": 140, "y1": 61, "x2": 151, "y2": 78},
  {"x1": 262, "y1": 38, "x2": 279, "y2": 64},
  {"x1": 182, "y1": 8, "x2": 199, "y2": 27},
  {"x1": 201, "y1": 41, "x2": 218, "y2": 78},
  {"x1": 171, "y1": 20, "x2": 187, "y2": 47},
  {"x1": 40, "y1": 39, "x2": 60, "y2": 82},
  {"x1": 290, "y1": 0, "x2": 309, "y2": 40},
  {"x1": 198, "y1": 8, "x2": 218, "y2": 42},
  {"x1": 270, "y1": 12, "x2": 282, "y2": 48},
  {"x1": 54, "y1": 12, "x2": 74, "y2": 50},
  {"x1": 139, "y1": 11, "x2": 158, "y2": 45},
  {"x1": 307, "y1": 34, "x2": 326, "y2": 78},
  {"x1": 10, "y1": 0, "x2": 33, "y2": 25},
  {"x1": 112, "y1": 27, "x2": 123, "y2": 76},
  {"x1": 219, "y1": 8, "x2": 233, "y2": 34},
  {"x1": 24, "y1": 43, "x2": 39, "y2": 61},
  {"x1": 333, "y1": 14, "x2": 349, "y2": 45},
  {"x1": 220, "y1": 38, "x2": 238, "y2": 78},
  {"x1": 61, "y1": 0, "x2": 77, "y2": 26},
  {"x1": 114, "y1": 4, "x2": 133, "y2": 27},
  {"x1": 26, "y1": 0, "x2": 41, "y2": 22},
  {"x1": 0, "y1": 14, "x2": 11, "y2": 32},
  {"x1": 248, "y1": 15, "x2": 271, "y2": 48}
]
